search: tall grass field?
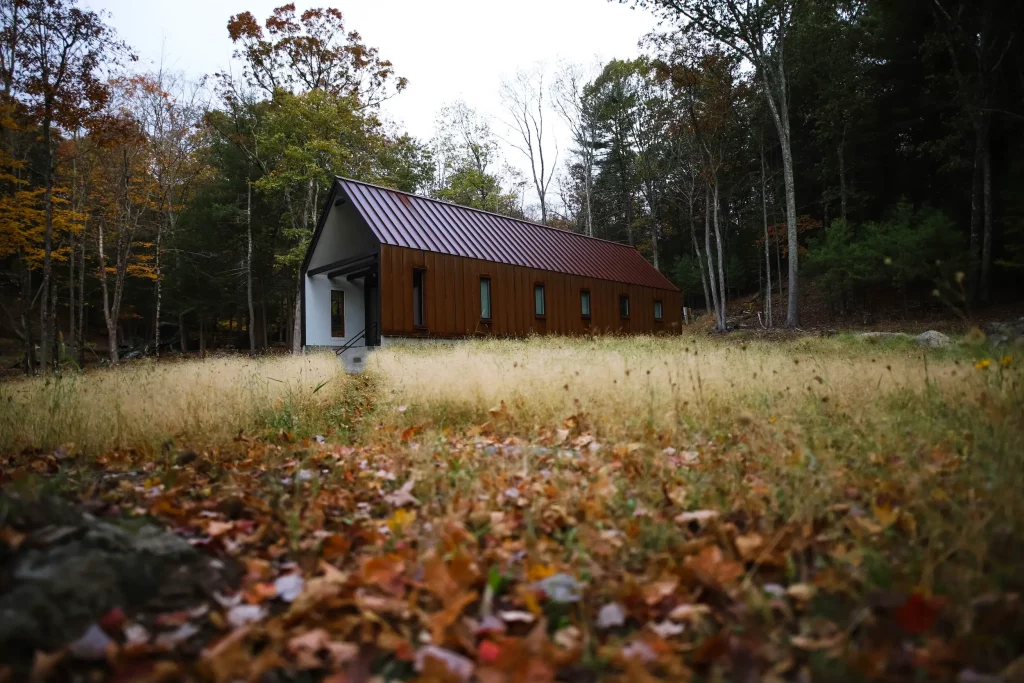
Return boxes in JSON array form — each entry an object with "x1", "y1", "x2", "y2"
[{"x1": 2, "y1": 334, "x2": 1023, "y2": 679}]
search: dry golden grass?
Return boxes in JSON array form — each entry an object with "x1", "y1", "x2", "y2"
[
  {"x1": 370, "y1": 334, "x2": 987, "y2": 441},
  {"x1": 0, "y1": 352, "x2": 348, "y2": 454}
]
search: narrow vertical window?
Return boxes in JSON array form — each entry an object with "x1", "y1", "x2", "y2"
[
  {"x1": 654, "y1": 300, "x2": 663, "y2": 321},
  {"x1": 619, "y1": 295, "x2": 630, "y2": 318},
  {"x1": 534, "y1": 283, "x2": 546, "y2": 317},
  {"x1": 413, "y1": 269, "x2": 425, "y2": 328},
  {"x1": 480, "y1": 277, "x2": 492, "y2": 320},
  {"x1": 580, "y1": 289, "x2": 591, "y2": 319},
  {"x1": 330, "y1": 290, "x2": 345, "y2": 338}
]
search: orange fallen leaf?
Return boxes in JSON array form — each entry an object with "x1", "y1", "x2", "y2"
[
  {"x1": 734, "y1": 533, "x2": 764, "y2": 562},
  {"x1": 685, "y1": 545, "x2": 744, "y2": 587}
]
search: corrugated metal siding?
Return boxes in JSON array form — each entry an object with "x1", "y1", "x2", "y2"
[
  {"x1": 379, "y1": 245, "x2": 683, "y2": 338},
  {"x1": 338, "y1": 177, "x2": 678, "y2": 291}
]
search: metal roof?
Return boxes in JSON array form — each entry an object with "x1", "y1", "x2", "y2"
[{"x1": 336, "y1": 177, "x2": 678, "y2": 291}]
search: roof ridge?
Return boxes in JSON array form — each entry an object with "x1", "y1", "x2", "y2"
[{"x1": 335, "y1": 176, "x2": 640, "y2": 251}]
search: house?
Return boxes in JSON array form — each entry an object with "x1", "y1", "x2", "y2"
[{"x1": 301, "y1": 177, "x2": 681, "y2": 361}]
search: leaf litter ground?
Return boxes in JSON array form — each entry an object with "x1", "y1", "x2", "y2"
[{"x1": 1, "y1": 339, "x2": 1023, "y2": 682}]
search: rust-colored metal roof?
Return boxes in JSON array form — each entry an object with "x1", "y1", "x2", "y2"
[{"x1": 336, "y1": 177, "x2": 678, "y2": 291}]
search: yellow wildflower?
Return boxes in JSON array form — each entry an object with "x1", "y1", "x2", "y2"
[
  {"x1": 1001, "y1": 355, "x2": 1013, "y2": 368},
  {"x1": 975, "y1": 358, "x2": 991, "y2": 370}
]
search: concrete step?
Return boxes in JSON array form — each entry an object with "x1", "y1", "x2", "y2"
[{"x1": 337, "y1": 345, "x2": 371, "y2": 374}]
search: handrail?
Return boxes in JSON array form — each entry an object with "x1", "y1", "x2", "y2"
[{"x1": 335, "y1": 321, "x2": 377, "y2": 356}]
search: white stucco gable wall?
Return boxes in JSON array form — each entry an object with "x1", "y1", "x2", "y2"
[{"x1": 304, "y1": 198, "x2": 378, "y2": 348}]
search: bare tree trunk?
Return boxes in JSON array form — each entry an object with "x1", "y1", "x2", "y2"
[
  {"x1": 49, "y1": 253, "x2": 59, "y2": 367},
  {"x1": 712, "y1": 179, "x2": 728, "y2": 331},
  {"x1": 624, "y1": 193, "x2": 634, "y2": 246},
  {"x1": 179, "y1": 311, "x2": 187, "y2": 352},
  {"x1": 761, "y1": 63, "x2": 800, "y2": 327},
  {"x1": 651, "y1": 218, "x2": 660, "y2": 271},
  {"x1": 75, "y1": 230, "x2": 85, "y2": 365},
  {"x1": 761, "y1": 138, "x2": 773, "y2": 328},
  {"x1": 246, "y1": 181, "x2": 256, "y2": 356},
  {"x1": 21, "y1": 255, "x2": 34, "y2": 373},
  {"x1": 68, "y1": 230, "x2": 76, "y2": 362},
  {"x1": 97, "y1": 222, "x2": 118, "y2": 364},
  {"x1": 154, "y1": 217, "x2": 163, "y2": 361},
  {"x1": 703, "y1": 183, "x2": 722, "y2": 331},
  {"x1": 39, "y1": 131, "x2": 54, "y2": 373},
  {"x1": 780, "y1": 136, "x2": 799, "y2": 327},
  {"x1": 583, "y1": 162, "x2": 593, "y2": 237},
  {"x1": 690, "y1": 198, "x2": 712, "y2": 315}
]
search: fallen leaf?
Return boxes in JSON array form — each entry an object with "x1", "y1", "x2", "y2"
[
  {"x1": 873, "y1": 502, "x2": 900, "y2": 528},
  {"x1": 674, "y1": 510, "x2": 719, "y2": 525},
  {"x1": 597, "y1": 602, "x2": 626, "y2": 629},
  {"x1": 155, "y1": 623, "x2": 200, "y2": 649},
  {"x1": 288, "y1": 629, "x2": 359, "y2": 670},
  {"x1": 735, "y1": 533, "x2": 764, "y2": 562},
  {"x1": 787, "y1": 583, "x2": 817, "y2": 602},
  {"x1": 790, "y1": 633, "x2": 845, "y2": 651},
  {"x1": 668, "y1": 603, "x2": 711, "y2": 623},
  {"x1": 535, "y1": 573, "x2": 583, "y2": 603},
  {"x1": 68, "y1": 623, "x2": 114, "y2": 660},
  {"x1": 685, "y1": 545, "x2": 744, "y2": 587},
  {"x1": 895, "y1": 593, "x2": 945, "y2": 634},
  {"x1": 0, "y1": 528, "x2": 26, "y2": 551},
  {"x1": 416, "y1": 645, "x2": 475, "y2": 681},
  {"x1": 227, "y1": 603, "x2": 266, "y2": 628},
  {"x1": 498, "y1": 610, "x2": 536, "y2": 624},
  {"x1": 274, "y1": 573, "x2": 304, "y2": 603},
  {"x1": 384, "y1": 478, "x2": 419, "y2": 507},
  {"x1": 650, "y1": 620, "x2": 685, "y2": 638},
  {"x1": 386, "y1": 508, "x2": 416, "y2": 534}
]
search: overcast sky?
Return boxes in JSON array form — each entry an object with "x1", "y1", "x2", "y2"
[{"x1": 84, "y1": 0, "x2": 659, "y2": 211}]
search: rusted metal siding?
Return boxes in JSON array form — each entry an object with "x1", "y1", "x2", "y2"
[
  {"x1": 339, "y1": 177, "x2": 678, "y2": 292},
  {"x1": 380, "y1": 245, "x2": 682, "y2": 338}
]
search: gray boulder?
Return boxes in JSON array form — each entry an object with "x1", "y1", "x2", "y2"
[{"x1": 916, "y1": 330, "x2": 952, "y2": 348}]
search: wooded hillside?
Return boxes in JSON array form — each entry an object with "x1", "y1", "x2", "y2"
[{"x1": 1, "y1": 0, "x2": 1022, "y2": 373}]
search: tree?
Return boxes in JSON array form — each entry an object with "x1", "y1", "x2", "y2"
[
  {"x1": 587, "y1": 60, "x2": 639, "y2": 246},
  {"x1": 88, "y1": 97, "x2": 159, "y2": 363},
  {"x1": 430, "y1": 100, "x2": 522, "y2": 216},
  {"x1": 553, "y1": 61, "x2": 600, "y2": 236},
  {"x1": 930, "y1": 0, "x2": 1015, "y2": 305},
  {"x1": 126, "y1": 70, "x2": 207, "y2": 360},
  {"x1": 625, "y1": 0, "x2": 802, "y2": 326},
  {"x1": 17, "y1": 0, "x2": 122, "y2": 372},
  {"x1": 226, "y1": 4, "x2": 406, "y2": 105},
  {"x1": 658, "y1": 45, "x2": 747, "y2": 330},
  {"x1": 221, "y1": 4, "x2": 409, "y2": 354},
  {"x1": 500, "y1": 65, "x2": 557, "y2": 225}
]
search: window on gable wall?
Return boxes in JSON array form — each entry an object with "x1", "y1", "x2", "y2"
[
  {"x1": 620, "y1": 295, "x2": 630, "y2": 318},
  {"x1": 534, "y1": 284, "x2": 546, "y2": 317},
  {"x1": 654, "y1": 300, "x2": 663, "y2": 321},
  {"x1": 580, "y1": 290, "x2": 591, "y2": 319},
  {"x1": 480, "y1": 277, "x2": 492, "y2": 320},
  {"x1": 331, "y1": 290, "x2": 345, "y2": 338}
]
